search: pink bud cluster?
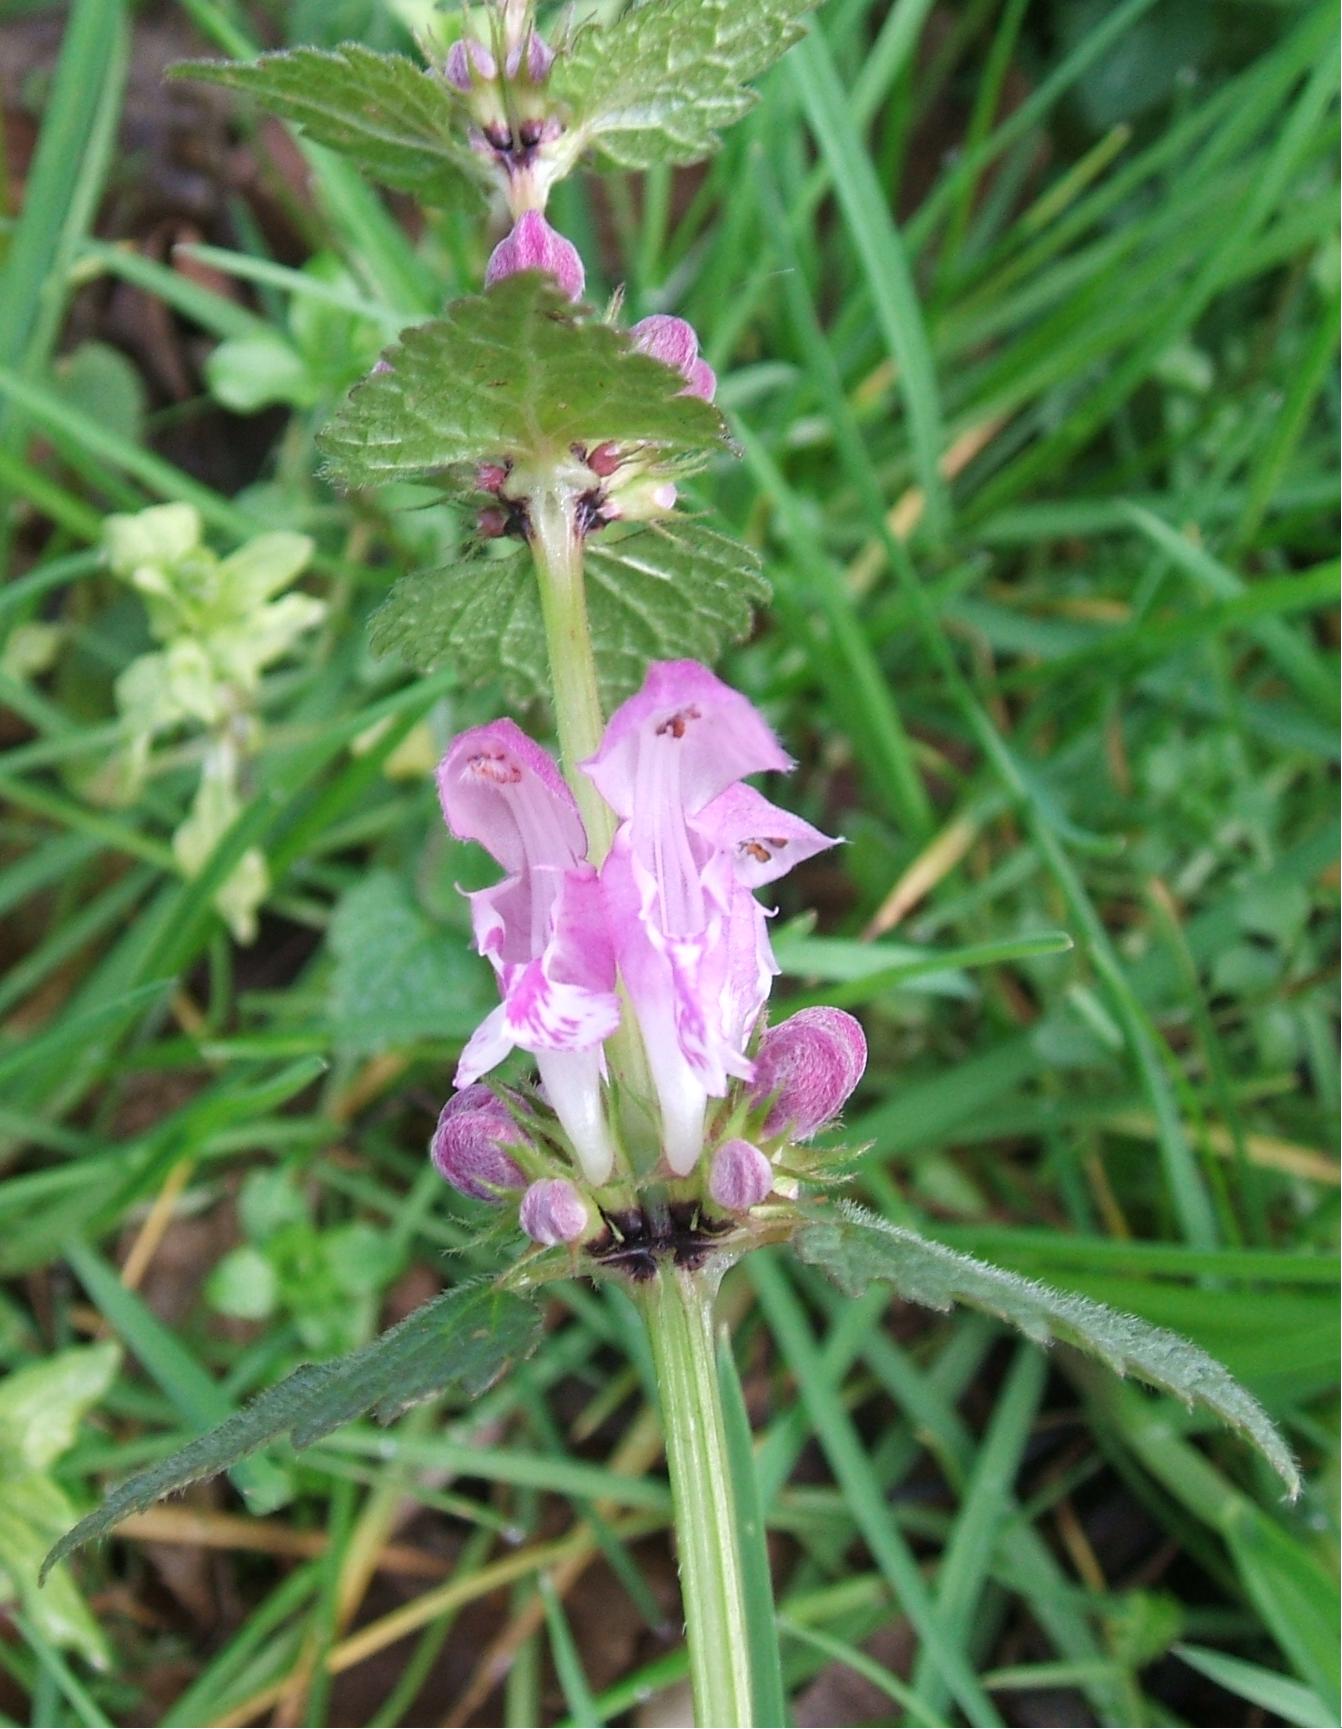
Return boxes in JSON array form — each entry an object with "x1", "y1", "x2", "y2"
[
  {"x1": 444, "y1": 31, "x2": 554, "y2": 92},
  {"x1": 442, "y1": 19, "x2": 562, "y2": 203}
]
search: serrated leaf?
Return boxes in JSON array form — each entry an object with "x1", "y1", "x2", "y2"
[
  {"x1": 368, "y1": 546, "x2": 547, "y2": 696},
  {"x1": 326, "y1": 870, "x2": 493, "y2": 1050},
  {"x1": 319, "y1": 273, "x2": 726, "y2": 492},
  {"x1": 796, "y1": 1202, "x2": 1300, "y2": 1497},
  {"x1": 584, "y1": 517, "x2": 770, "y2": 699},
  {"x1": 368, "y1": 518, "x2": 768, "y2": 707},
  {"x1": 552, "y1": 0, "x2": 818, "y2": 169},
  {"x1": 174, "y1": 46, "x2": 480, "y2": 204},
  {"x1": 43, "y1": 1282, "x2": 540, "y2": 1579}
]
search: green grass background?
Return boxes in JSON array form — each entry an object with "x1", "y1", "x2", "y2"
[{"x1": 0, "y1": 0, "x2": 1337, "y2": 1723}]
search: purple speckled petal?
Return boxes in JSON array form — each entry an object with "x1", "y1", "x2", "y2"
[
  {"x1": 485, "y1": 211, "x2": 584, "y2": 301},
  {"x1": 457, "y1": 868, "x2": 620, "y2": 1065},
  {"x1": 708, "y1": 1138, "x2": 774, "y2": 1211},
  {"x1": 751, "y1": 1006, "x2": 868, "y2": 1140},
  {"x1": 442, "y1": 719, "x2": 617, "y2": 1180}
]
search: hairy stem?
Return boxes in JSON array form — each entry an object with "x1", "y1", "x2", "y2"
[
  {"x1": 530, "y1": 486, "x2": 616, "y2": 859},
  {"x1": 529, "y1": 483, "x2": 657, "y2": 1164},
  {"x1": 638, "y1": 1263, "x2": 754, "y2": 1728}
]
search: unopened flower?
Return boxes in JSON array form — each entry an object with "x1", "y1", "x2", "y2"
[
  {"x1": 437, "y1": 720, "x2": 620, "y2": 1183},
  {"x1": 520, "y1": 1178, "x2": 590, "y2": 1246},
  {"x1": 630, "y1": 315, "x2": 717, "y2": 402},
  {"x1": 585, "y1": 661, "x2": 836, "y2": 1174},
  {"x1": 708, "y1": 1138, "x2": 774, "y2": 1212},
  {"x1": 444, "y1": 36, "x2": 497, "y2": 91},
  {"x1": 430, "y1": 1084, "x2": 527, "y2": 1200},
  {"x1": 751, "y1": 1006, "x2": 867, "y2": 1139},
  {"x1": 486, "y1": 211, "x2": 584, "y2": 301},
  {"x1": 504, "y1": 31, "x2": 554, "y2": 82}
]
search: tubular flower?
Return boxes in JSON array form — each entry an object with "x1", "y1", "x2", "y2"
[
  {"x1": 584, "y1": 661, "x2": 837, "y2": 1174},
  {"x1": 437, "y1": 720, "x2": 620, "y2": 1183}
]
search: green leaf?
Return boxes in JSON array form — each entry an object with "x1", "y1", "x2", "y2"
[
  {"x1": 552, "y1": 0, "x2": 818, "y2": 169},
  {"x1": 1174, "y1": 1643, "x2": 1334, "y2": 1729},
  {"x1": 319, "y1": 274, "x2": 726, "y2": 492},
  {"x1": 0, "y1": 1341, "x2": 120, "y2": 1471},
  {"x1": 1222, "y1": 1500, "x2": 1341, "y2": 1707},
  {"x1": 367, "y1": 546, "x2": 545, "y2": 694},
  {"x1": 326, "y1": 871, "x2": 493, "y2": 1051},
  {"x1": 368, "y1": 517, "x2": 768, "y2": 707},
  {"x1": 0, "y1": 1475, "x2": 109, "y2": 1669},
  {"x1": 173, "y1": 46, "x2": 480, "y2": 204},
  {"x1": 583, "y1": 519, "x2": 770, "y2": 702},
  {"x1": 796, "y1": 1202, "x2": 1300, "y2": 1497},
  {"x1": 0, "y1": 1343, "x2": 120, "y2": 1667},
  {"x1": 206, "y1": 329, "x2": 313, "y2": 413},
  {"x1": 43, "y1": 1280, "x2": 541, "y2": 1580},
  {"x1": 205, "y1": 1245, "x2": 279, "y2": 1322}
]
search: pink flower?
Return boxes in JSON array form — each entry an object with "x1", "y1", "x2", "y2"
[
  {"x1": 485, "y1": 211, "x2": 585, "y2": 302},
  {"x1": 437, "y1": 720, "x2": 620, "y2": 1183},
  {"x1": 750, "y1": 1006, "x2": 867, "y2": 1139},
  {"x1": 584, "y1": 662, "x2": 836, "y2": 1174},
  {"x1": 630, "y1": 315, "x2": 716, "y2": 402}
]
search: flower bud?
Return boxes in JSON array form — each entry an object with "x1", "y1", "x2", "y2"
[
  {"x1": 586, "y1": 441, "x2": 623, "y2": 479},
  {"x1": 444, "y1": 36, "x2": 497, "y2": 91},
  {"x1": 519, "y1": 1178, "x2": 590, "y2": 1246},
  {"x1": 430, "y1": 1084, "x2": 527, "y2": 1200},
  {"x1": 750, "y1": 1007, "x2": 867, "y2": 1140},
  {"x1": 485, "y1": 211, "x2": 585, "y2": 302},
  {"x1": 600, "y1": 477, "x2": 677, "y2": 523},
  {"x1": 708, "y1": 1138, "x2": 774, "y2": 1212},
  {"x1": 477, "y1": 461, "x2": 509, "y2": 494},
  {"x1": 630, "y1": 314, "x2": 717, "y2": 402},
  {"x1": 504, "y1": 30, "x2": 554, "y2": 83}
]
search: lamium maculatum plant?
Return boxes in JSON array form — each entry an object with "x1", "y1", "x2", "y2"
[{"x1": 45, "y1": 6, "x2": 1300, "y2": 1725}]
